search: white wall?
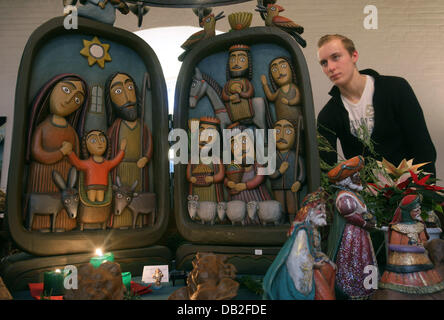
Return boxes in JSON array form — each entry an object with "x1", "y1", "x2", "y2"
[{"x1": 1, "y1": 0, "x2": 444, "y2": 190}]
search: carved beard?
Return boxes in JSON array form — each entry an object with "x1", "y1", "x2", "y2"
[
  {"x1": 113, "y1": 101, "x2": 138, "y2": 122},
  {"x1": 230, "y1": 68, "x2": 248, "y2": 78}
]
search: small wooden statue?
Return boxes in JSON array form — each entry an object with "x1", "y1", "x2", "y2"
[
  {"x1": 255, "y1": 3, "x2": 306, "y2": 48},
  {"x1": 152, "y1": 268, "x2": 164, "y2": 289},
  {"x1": 168, "y1": 253, "x2": 239, "y2": 300},
  {"x1": 64, "y1": 0, "x2": 130, "y2": 25},
  {"x1": 178, "y1": 11, "x2": 225, "y2": 61},
  {"x1": 65, "y1": 130, "x2": 126, "y2": 202},
  {"x1": 261, "y1": 56, "x2": 302, "y2": 125},
  {"x1": 326, "y1": 156, "x2": 378, "y2": 300},
  {"x1": 377, "y1": 195, "x2": 444, "y2": 297},
  {"x1": 263, "y1": 189, "x2": 336, "y2": 300}
]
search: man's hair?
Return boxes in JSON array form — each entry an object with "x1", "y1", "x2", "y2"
[{"x1": 317, "y1": 34, "x2": 356, "y2": 56}]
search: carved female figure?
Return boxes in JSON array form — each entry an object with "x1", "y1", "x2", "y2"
[{"x1": 27, "y1": 74, "x2": 88, "y2": 231}]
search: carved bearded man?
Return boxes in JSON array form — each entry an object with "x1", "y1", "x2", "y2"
[
  {"x1": 326, "y1": 156, "x2": 378, "y2": 299},
  {"x1": 105, "y1": 72, "x2": 153, "y2": 227},
  {"x1": 222, "y1": 45, "x2": 255, "y2": 124}
]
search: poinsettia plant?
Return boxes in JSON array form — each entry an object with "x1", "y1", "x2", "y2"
[
  {"x1": 317, "y1": 124, "x2": 444, "y2": 226},
  {"x1": 365, "y1": 158, "x2": 444, "y2": 225}
]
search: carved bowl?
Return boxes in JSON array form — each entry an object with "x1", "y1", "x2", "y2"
[{"x1": 228, "y1": 12, "x2": 253, "y2": 31}]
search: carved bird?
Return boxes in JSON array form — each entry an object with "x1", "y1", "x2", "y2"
[
  {"x1": 255, "y1": 4, "x2": 306, "y2": 48},
  {"x1": 129, "y1": 2, "x2": 150, "y2": 27},
  {"x1": 178, "y1": 11, "x2": 225, "y2": 62}
]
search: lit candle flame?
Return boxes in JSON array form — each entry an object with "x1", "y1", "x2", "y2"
[
  {"x1": 55, "y1": 269, "x2": 61, "y2": 273},
  {"x1": 95, "y1": 248, "x2": 103, "y2": 256}
]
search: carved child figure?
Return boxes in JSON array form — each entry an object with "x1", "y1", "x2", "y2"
[{"x1": 65, "y1": 130, "x2": 127, "y2": 202}]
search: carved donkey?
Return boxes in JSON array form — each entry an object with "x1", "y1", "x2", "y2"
[
  {"x1": 27, "y1": 168, "x2": 79, "y2": 232},
  {"x1": 112, "y1": 177, "x2": 156, "y2": 228}
]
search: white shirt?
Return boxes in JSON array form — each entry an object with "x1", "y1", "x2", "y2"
[{"x1": 341, "y1": 75, "x2": 375, "y2": 139}]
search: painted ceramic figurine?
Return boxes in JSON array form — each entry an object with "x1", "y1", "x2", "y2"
[
  {"x1": 222, "y1": 45, "x2": 256, "y2": 124},
  {"x1": 105, "y1": 72, "x2": 153, "y2": 227},
  {"x1": 261, "y1": 56, "x2": 302, "y2": 125},
  {"x1": 379, "y1": 194, "x2": 444, "y2": 295},
  {"x1": 65, "y1": 130, "x2": 127, "y2": 202},
  {"x1": 224, "y1": 123, "x2": 271, "y2": 216},
  {"x1": 255, "y1": 3, "x2": 306, "y2": 48},
  {"x1": 187, "y1": 117, "x2": 225, "y2": 203},
  {"x1": 178, "y1": 11, "x2": 225, "y2": 62},
  {"x1": 26, "y1": 74, "x2": 88, "y2": 231},
  {"x1": 326, "y1": 156, "x2": 378, "y2": 299},
  {"x1": 268, "y1": 119, "x2": 305, "y2": 222},
  {"x1": 263, "y1": 188, "x2": 336, "y2": 300}
]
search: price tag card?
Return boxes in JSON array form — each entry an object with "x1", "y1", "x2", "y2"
[
  {"x1": 254, "y1": 249, "x2": 263, "y2": 255},
  {"x1": 142, "y1": 265, "x2": 169, "y2": 283}
]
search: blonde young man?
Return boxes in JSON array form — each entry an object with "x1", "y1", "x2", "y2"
[{"x1": 316, "y1": 34, "x2": 436, "y2": 175}]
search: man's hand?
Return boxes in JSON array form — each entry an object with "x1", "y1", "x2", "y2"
[
  {"x1": 137, "y1": 156, "x2": 148, "y2": 168},
  {"x1": 227, "y1": 180, "x2": 236, "y2": 189},
  {"x1": 120, "y1": 138, "x2": 127, "y2": 151},
  {"x1": 260, "y1": 75, "x2": 268, "y2": 87},
  {"x1": 60, "y1": 141, "x2": 73, "y2": 155},
  {"x1": 98, "y1": 1, "x2": 107, "y2": 9},
  {"x1": 279, "y1": 161, "x2": 289, "y2": 174},
  {"x1": 281, "y1": 97, "x2": 289, "y2": 105},
  {"x1": 190, "y1": 177, "x2": 197, "y2": 184},
  {"x1": 204, "y1": 176, "x2": 214, "y2": 184},
  {"x1": 291, "y1": 181, "x2": 301, "y2": 193},
  {"x1": 234, "y1": 183, "x2": 247, "y2": 192}
]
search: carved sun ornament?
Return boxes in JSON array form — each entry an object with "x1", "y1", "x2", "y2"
[{"x1": 80, "y1": 36, "x2": 111, "y2": 69}]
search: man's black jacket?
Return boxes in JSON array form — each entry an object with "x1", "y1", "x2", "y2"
[{"x1": 317, "y1": 69, "x2": 436, "y2": 176}]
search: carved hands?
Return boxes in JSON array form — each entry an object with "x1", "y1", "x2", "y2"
[
  {"x1": 137, "y1": 156, "x2": 148, "y2": 168},
  {"x1": 120, "y1": 138, "x2": 127, "y2": 151},
  {"x1": 61, "y1": 141, "x2": 73, "y2": 155}
]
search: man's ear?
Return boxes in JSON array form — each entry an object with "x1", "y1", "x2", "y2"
[{"x1": 352, "y1": 50, "x2": 359, "y2": 64}]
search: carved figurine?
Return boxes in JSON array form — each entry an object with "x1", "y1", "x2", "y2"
[
  {"x1": 187, "y1": 117, "x2": 225, "y2": 203},
  {"x1": 152, "y1": 268, "x2": 164, "y2": 289},
  {"x1": 326, "y1": 156, "x2": 378, "y2": 299},
  {"x1": 261, "y1": 57, "x2": 302, "y2": 125},
  {"x1": 168, "y1": 252, "x2": 239, "y2": 300},
  {"x1": 228, "y1": 12, "x2": 252, "y2": 31},
  {"x1": 26, "y1": 74, "x2": 88, "y2": 231},
  {"x1": 224, "y1": 123, "x2": 271, "y2": 224},
  {"x1": 105, "y1": 72, "x2": 153, "y2": 228},
  {"x1": 255, "y1": 3, "x2": 306, "y2": 48},
  {"x1": 64, "y1": 0, "x2": 130, "y2": 25},
  {"x1": 65, "y1": 130, "x2": 126, "y2": 202},
  {"x1": 268, "y1": 119, "x2": 305, "y2": 222},
  {"x1": 178, "y1": 11, "x2": 225, "y2": 62},
  {"x1": 27, "y1": 168, "x2": 79, "y2": 232},
  {"x1": 189, "y1": 68, "x2": 231, "y2": 130},
  {"x1": 263, "y1": 189, "x2": 336, "y2": 300},
  {"x1": 222, "y1": 45, "x2": 255, "y2": 124},
  {"x1": 113, "y1": 178, "x2": 156, "y2": 228},
  {"x1": 377, "y1": 195, "x2": 444, "y2": 296}
]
